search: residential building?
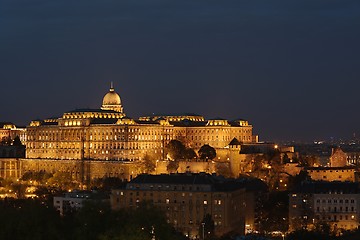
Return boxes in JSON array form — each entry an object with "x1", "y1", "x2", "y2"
[
  {"x1": 111, "y1": 173, "x2": 247, "y2": 239},
  {"x1": 289, "y1": 181, "x2": 360, "y2": 232},
  {"x1": 54, "y1": 190, "x2": 108, "y2": 216}
]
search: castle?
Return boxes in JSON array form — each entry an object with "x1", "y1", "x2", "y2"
[{"x1": 26, "y1": 83, "x2": 257, "y2": 161}]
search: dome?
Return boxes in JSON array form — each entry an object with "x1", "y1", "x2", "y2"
[
  {"x1": 101, "y1": 83, "x2": 124, "y2": 113},
  {"x1": 102, "y1": 88, "x2": 121, "y2": 106}
]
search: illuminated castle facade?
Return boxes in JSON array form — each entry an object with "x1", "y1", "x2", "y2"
[{"x1": 26, "y1": 84, "x2": 257, "y2": 161}]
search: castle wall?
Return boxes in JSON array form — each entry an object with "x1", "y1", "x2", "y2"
[
  {"x1": 0, "y1": 158, "x2": 140, "y2": 182},
  {"x1": 155, "y1": 160, "x2": 217, "y2": 174},
  {"x1": 307, "y1": 168, "x2": 355, "y2": 182}
]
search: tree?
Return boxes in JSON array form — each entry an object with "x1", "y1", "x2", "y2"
[
  {"x1": 142, "y1": 153, "x2": 156, "y2": 173},
  {"x1": 288, "y1": 170, "x2": 311, "y2": 191},
  {"x1": 0, "y1": 198, "x2": 67, "y2": 240},
  {"x1": 165, "y1": 140, "x2": 186, "y2": 160},
  {"x1": 198, "y1": 214, "x2": 215, "y2": 240},
  {"x1": 282, "y1": 153, "x2": 291, "y2": 164},
  {"x1": 298, "y1": 155, "x2": 320, "y2": 167},
  {"x1": 260, "y1": 191, "x2": 289, "y2": 233},
  {"x1": 13, "y1": 136, "x2": 23, "y2": 146},
  {"x1": 0, "y1": 136, "x2": 11, "y2": 146},
  {"x1": 96, "y1": 202, "x2": 184, "y2": 240},
  {"x1": 167, "y1": 160, "x2": 179, "y2": 173},
  {"x1": 184, "y1": 148, "x2": 197, "y2": 160},
  {"x1": 198, "y1": 145, "x2": 216, "y2": 161},
  {"x1": 10, "y1": 183, "x2": 27, "y2": 198},
  {"x1": 215, "y1": 163, "x2": 232, "y2": 178},
  {"x1": 21, "y1": 170, "x2": 53, "y2": 184},
  {"x1": 48, "y1": 171, "x2": 76, "y2": 190}
]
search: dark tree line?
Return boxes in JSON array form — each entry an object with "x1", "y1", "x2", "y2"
[
  {"x1": 165, "y1": 140, "x2": 216, "y2": 161},
  {"x1": 0, "y1": 136, "x2": 22, "y2": 146},
  {"x1": 0, "y1": 198, "x2": 185, "y2": 240}
]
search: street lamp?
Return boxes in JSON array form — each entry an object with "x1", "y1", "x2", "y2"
[{"x1": 201, "y1": 222, "x2": 205, "y2": 240}]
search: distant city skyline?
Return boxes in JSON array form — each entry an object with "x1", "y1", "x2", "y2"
[{"x1": 1, "y1": 0, "x2": 360, "y2": 142}]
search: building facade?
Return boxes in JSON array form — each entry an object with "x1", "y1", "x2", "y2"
[
  {"x1": 306, "y1": 166, "x2": 356, "y2": 182},
  {"x1": 26, "y1": 84, "x2": 257, "y2": 161},
  {"x1": 0, "y1": 122, "x2": 26, "y2": 144},
  {"x1": 289, "y1": 181, "x2": 360, "y2": 232},
  {"x1": 110, "y1": 173, "x2": 246, "y2": 239},
  {"x1": 54, "y1": 190, "x2": 108, "y2": 216}
]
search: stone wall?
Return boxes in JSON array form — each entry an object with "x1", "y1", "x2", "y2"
[
  {"x1": 155, "y1": 160, "x2": 217, "y2": 174},
  {"x1": 1, "y1": 158, "x2": 222, "y2": 182},
  {"x1": 307, "y1": 167, "x2": 355, "y2": 182},
  {"x1": 0, "y1": 158, "x2": 140, "y2": 182}
]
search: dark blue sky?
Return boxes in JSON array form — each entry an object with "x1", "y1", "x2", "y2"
[{"x1": 1, "y1": 0, "x2": 360, "y2": 141}]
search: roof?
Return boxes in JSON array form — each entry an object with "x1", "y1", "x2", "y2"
[
  {"x1": 235, "y1": 177, "x2": 269, "y2": 192},
  {"x1": 130, "y1": 173, "x2": 216, "y2": 185},
  {"x1": 66, "y1": 108, "x2": 119, "y2": 114},
  {"x1": 127, "y1": 173, "x2": 262, "y2": 192},
  {"x1": 134, "y1": 120, "x2": 160, "y2": 125},
  {"x1": 229, "y1": 138, "x2": 242, "y2": 146},
  {"x1": 228, "y1": 120, "x2": 250, "y2": 127},
  {"x1": 0, "y1": 122, "x2": 15, "y2": 128},
  {"x1": 293, "y1": 181, "x2": 360, "y2": 194},
  {"x1": 170, "y1": 120, "x2": 207, "y2": 127},
  {"x1": 306, "y1": 166, "x2": 356, "y2": 171},
  {"x1": 42, "y1": 121, "x2": 58, "y2": 126},
  {"x1": 90, "y1": 118, "x2": 118, "y2": 124}
]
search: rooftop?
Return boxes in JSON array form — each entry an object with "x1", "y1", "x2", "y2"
[
  {"x1": 293, "y1": 181, "x2": 360, "y2": 194},
  {"x1": 66, "y1": 108, "x2": 120, "y2": 114},
  {"x1": 126, "y1": 173, "x2": 263, "y2": 192}
]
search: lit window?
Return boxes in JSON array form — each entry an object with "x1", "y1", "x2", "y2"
[{"x1": 204, "y1": 200, "x2": 208, "y2": 205}]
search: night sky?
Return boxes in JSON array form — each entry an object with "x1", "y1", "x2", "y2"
[{"x1": 1, "y1": 0, "x2": 360, "y2": 142}]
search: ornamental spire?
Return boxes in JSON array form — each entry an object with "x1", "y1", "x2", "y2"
[{"x1": 110, "y1": 81, "x2": 114, "y2": 92}]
